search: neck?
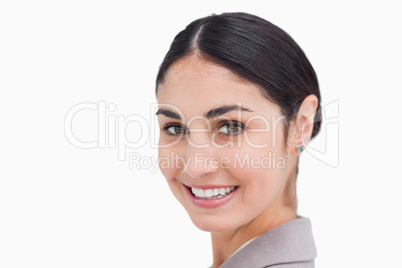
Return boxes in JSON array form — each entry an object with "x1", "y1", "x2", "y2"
[{"x1": 209, "y1": 201, "x2": 296, "y2": 268}]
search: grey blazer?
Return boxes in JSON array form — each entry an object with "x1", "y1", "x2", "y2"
[{"x1": 219, "y1": 217, "x2": 317, "y2": 268}]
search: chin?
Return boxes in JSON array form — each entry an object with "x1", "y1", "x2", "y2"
[{"x1": 189, "y1": 213, "x2": 239, "y2": 233}]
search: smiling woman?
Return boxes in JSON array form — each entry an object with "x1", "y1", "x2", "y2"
[{"x1": 155, "y1": 12, "x2": 321, "y2": 268}]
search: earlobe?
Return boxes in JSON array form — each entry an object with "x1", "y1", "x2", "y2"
[
  {"x1": 287, "y1": 121, "x2": 303, "y2": 155},
  {"x1": 289, "y1": 94, "x2": 318, "y2": 155},
  {"x1": 296, "y1": 144, "x2": 303, "y2": 153}
]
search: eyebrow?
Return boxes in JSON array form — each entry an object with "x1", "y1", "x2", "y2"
[
  {"x1": 155, "y1": 109, "x2": 181, "y2": 119},
  {"x1": 156, "y1": 105, "x2": 253, "y2": 120}
]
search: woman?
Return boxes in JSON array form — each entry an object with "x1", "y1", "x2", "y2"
[{"x1": 155, "y1": 12, "x2": 321, "y2": 268}]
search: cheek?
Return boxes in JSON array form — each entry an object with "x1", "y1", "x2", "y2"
[
  {"x1": 158, "y1": 146, "x2": 187, "y2": 205},
  {"x1": 240, "y1": 161, "x2": 287, "y2": 202},
  {"x1": 158, "y1": 145, "x2": 181, "y2": 182},
  {"x1": 244, "y1": 128, "x2": 287, "y2": 150},
  {"x1": 225, "y1": 129, "x2": 288, "y2": 173},
  {"x1": 224, "y1": 140, "x2": 289, "y2": 203},
  {"x1": 232, "y1": 150, "x2": 288, "y2": 185}
]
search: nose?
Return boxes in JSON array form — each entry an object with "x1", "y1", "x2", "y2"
[{"x1": 183, "y1": 132, "x2": 219, "y2": 178}]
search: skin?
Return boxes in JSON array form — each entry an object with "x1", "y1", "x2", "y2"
[{"x1": 156, "y1": 55, "x2": 317, "y2": 267}]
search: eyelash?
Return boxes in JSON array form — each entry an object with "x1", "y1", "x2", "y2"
[
  {"x1": 161, "y1": 123, "x2": 188, "y2": 136},
  {"x1": 161, "y1": 121, "x2": 246, "y2": 136}
]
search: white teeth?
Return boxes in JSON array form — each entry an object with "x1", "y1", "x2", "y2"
[
  {"x1": 219, "y1": 188, "x2": 226, "y2": 195},
  {"x1": 213, "y1": 188, "x2": 219, "y2": 196},
  {"x1": 198, "y1": 189, "x2": 205, "y2": 198},
  {"x1": 205, "y1": 189, "x2": 213, "y2": 198},
  {"x1": 191, "y1": 186, "x2": 237, "y2": 199}
]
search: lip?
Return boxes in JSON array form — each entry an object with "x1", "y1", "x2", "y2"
[
  {"x1": 184, "y1": 183, "x2": 238, "y2": 189},
  {"x1": 182, "y1": 183, "x2": 239, "y2": 209}
]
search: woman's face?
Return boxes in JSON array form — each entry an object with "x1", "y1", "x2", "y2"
[{"x1": 156, "y1": 56, "x2": 293, "y2": 233}]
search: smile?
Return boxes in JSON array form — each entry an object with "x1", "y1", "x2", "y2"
[
  {"x1": 183, "y1": 183, "x2": 239, "y2": 209},
  {"x1": 191, "y1": 186, "x2": 237, "y2": 199}
]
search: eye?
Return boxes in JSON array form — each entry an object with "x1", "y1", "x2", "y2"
[
  {"x1": 217, "y1": 121, "x2": 244, "y2": 135},
  {"x1": 162, "y1": 124, "x2": 188, "y2": 135}
]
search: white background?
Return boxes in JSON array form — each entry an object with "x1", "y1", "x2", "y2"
[{"x1": 1, "y1": 1, "x2": 401, "y2": 267}]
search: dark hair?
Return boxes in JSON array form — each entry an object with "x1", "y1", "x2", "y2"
[{"x1": 156, "y1": 12, "x2": 321, "y2": 139}]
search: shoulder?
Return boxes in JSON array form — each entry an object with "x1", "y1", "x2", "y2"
[{"x1": 219, "y1": 217, "x2": 317, "y2": 268}]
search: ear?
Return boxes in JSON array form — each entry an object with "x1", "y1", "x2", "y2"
[{"x1": 287, "y1": 94, "x2": 318, "y2": 155}]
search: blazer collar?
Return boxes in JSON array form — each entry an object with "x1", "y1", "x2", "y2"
[{"x1": 219, "y1": 217, "x2": 317, "y2": 268}]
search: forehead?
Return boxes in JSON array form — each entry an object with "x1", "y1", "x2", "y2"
[{"x1": 156, "y1": 56, "x2": 278, "y2": 117}]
